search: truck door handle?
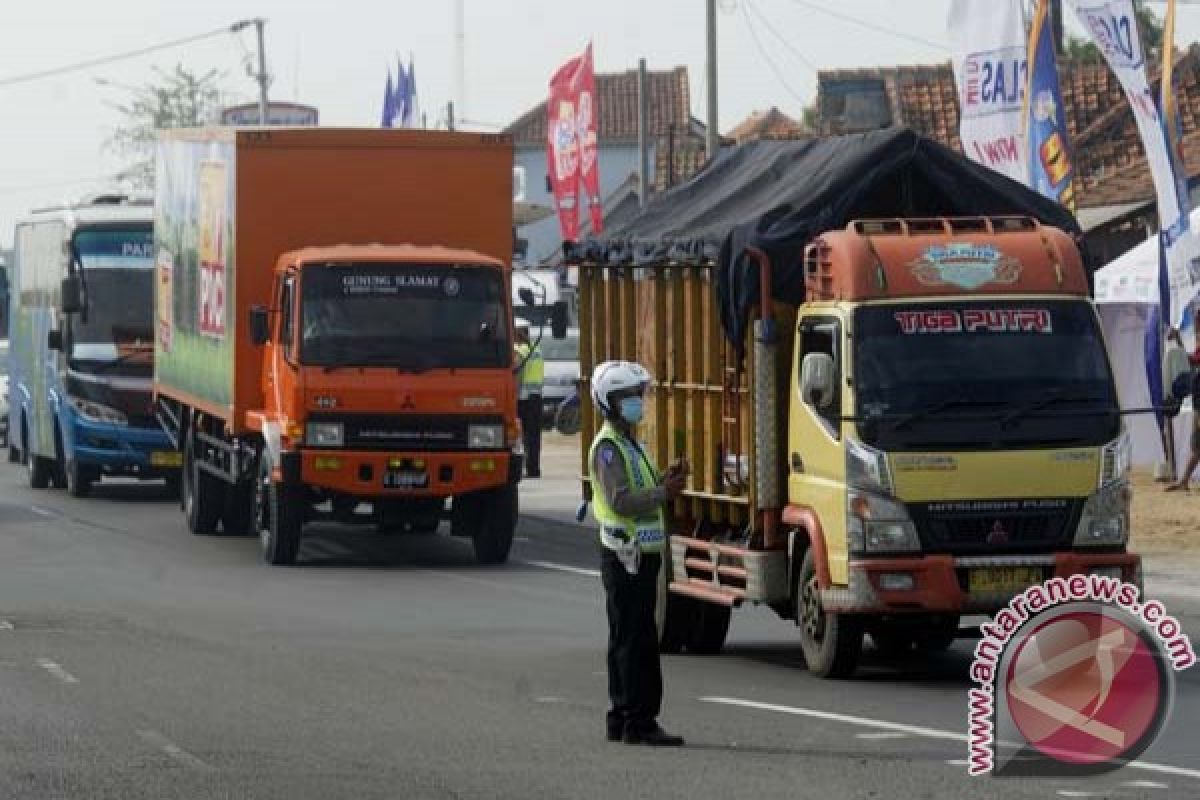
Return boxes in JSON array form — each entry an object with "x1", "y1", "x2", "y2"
[{"x1": 790, "y1": 453, "x2": 804, "y2": 473}]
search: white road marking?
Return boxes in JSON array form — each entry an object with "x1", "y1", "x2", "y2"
[
  {"x1": 520, "y1": 559, "x2": 600, "y2": 578},
  {"x1": 35, "y1": 658, "x2": 78, "y2": 684},
  {"x1": 29, "y1": 506, "x2": 55, "y2": 518},
  {"x1": 534, "y1": 696, "x2": 564, "y2": 704},
  {"x1": 1056, "y1": 792, "x2": 1104, "y2": 798},
  {"x1": 1123, "y1": 780, "x2": 1170, "y2": 790},
  {"x1": 513, "y1": 537, "x2": 531, "y2": 543},
  {"x1": 856, "y1": 732, "x2": 910, "y2": 741},
  {"x1": 944, "y1": 759, "x2": 969, "y2": 767},
  {"x1": 136, "y1": 729, "x2": 212, "y2": 771},
  {"x1": 0, "y1": 620, "x2": 13, "y2": 631},
  {"x1": 701, "y1": 696, "x2": 1200, "y2": 781}
]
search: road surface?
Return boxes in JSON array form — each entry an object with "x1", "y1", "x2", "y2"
[{"x1": 0, "y1": 436, "x2": 1197, "y2": 799}]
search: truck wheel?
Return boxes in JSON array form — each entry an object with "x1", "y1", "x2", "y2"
[
  {"x1": 796, "y1": 548, "x2": 862, "y2": 679},
  {"x1": 183, "y1": 436, "x2": 222, "y2": 535},
  {"x1": 470, "y1": 484, "x2": 517, "y2": 565},
  {"x1": 64, "y1": 459, "x2": 97, "y2": 498},
  {"x1": 658, "y1": 546, "x2": 691, "y2": 654},
  {"x1": 27, "y1": 445, "x2": 53, "y2": 490},
  {"x1": 256, "y1": 456, "x2": 302, "y2": 566},
  {"x1": 913, "y1": 615, "x2": 959, "y2": 653},
  {"x1": 867, "y1": 623, "x2": 915, "y2": 657}
]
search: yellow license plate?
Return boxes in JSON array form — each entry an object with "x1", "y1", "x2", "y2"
[
  {"x1": 968, "y1": 566, "x2": 1044, "y2": 594},
  {"x1": 151, "y1": 451, "x2": 183, "y2": 468}
]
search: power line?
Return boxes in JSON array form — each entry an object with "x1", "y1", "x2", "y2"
[
  {"x1": 746, "y1": 1, "x2": 819, "y2": 73},
  {"x1": 0, "y1": 23, "x2": 247, "y2": 89},
  {"x1": 782, "y1": 0, "x2": 950, "y2": 53},
  {"x1": 741, "y1": 1, "x2": 810, "y2": 106}
]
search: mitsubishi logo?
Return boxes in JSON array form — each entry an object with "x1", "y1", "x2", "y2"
[{"x1": 987, "y1": 521, "x2": 1010, "y2": 546}]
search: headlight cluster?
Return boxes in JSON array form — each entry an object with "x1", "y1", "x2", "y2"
[
  {"x1": 847, "y1": 489, "x2": 921, "y2": 555},
  {"x1": 1074, "y1": 478, "x2": 1131, "y2": 548},
  {"x1": 305, "y1": 421, "x2": 344, "y2": 447},
  {"x1": 468, "y1": 424, "x2": 504, "y2": 449},
  {"x1": 1099, "y1": 429, "x2": 1132, "y2": 488},
  {"x1": 69, "y1": 397, "x2": 128, "y2": 426}
]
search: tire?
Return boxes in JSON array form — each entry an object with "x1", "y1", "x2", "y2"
[
  {"x1": 183, "y1": 435, "x2": 222, "y2": 535},
  {"x1": 469, "y1": 484, "x2": 517, "y2": 565},
  {"x1": 51, "y1": 425, "x2": 67, "y2": 490},
  {"x1": 913, "y1": 615, "x2": 959, "y2": 653},
  {"x1": 28, "y1": 444, "x2": 53, "y2": 490},
  {"x1": 8, "y1": 445, "x2": 19, "y2": 464},
  {"x1": 796, "y1": 548, "x2": 863, "y2": 679},
  {"x1": 867, "y1": 624, "x2": 914, "y2": 657},
  {"x1": 554, "y1": 401, "x2": 581, "y2": 435},
  {"x1": 659, "y1": 593, "x2": 693, "y2": 655},
  {"x1": 64, "y1": 459, "x2": 98, "y2": 498},
  {"x1": 688, "y1": 601, "x2": 732, "y2": 655},
  {"x1": 255, "y1": 455, "x2": 302, "y2": 566}
]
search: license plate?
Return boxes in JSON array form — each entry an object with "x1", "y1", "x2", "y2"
[
  {"x1": 969, "y1": 566, "x2": 1044, "y2": 594},
  {"x1": 150, "y1": 450, "x2": 183, "y2": 468},
  {"x1": 384, "y1": 470, "x2": 428, "y2": 489}
]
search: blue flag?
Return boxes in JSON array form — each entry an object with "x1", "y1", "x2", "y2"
[
  {"x1": 381, "y1": 68, "x2": 396, "y2": 128},
  {"x1": 405, "y1": 54, "x2": 418, "y2": 127},
  {"x1": 1024, "y1": 0, "x2": 1076, "y2": 209},
  {"x1": 394, "y1": 59, "x2": 410, "y2": 128}
]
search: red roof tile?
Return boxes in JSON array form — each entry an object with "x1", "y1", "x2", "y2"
[{"x1": 727, "y1": 107, "x2": 810, "y2": 142}]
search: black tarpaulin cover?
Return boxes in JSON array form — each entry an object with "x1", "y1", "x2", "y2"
[{"x1": 571, "y1": 128, "x2": 1083, "y2": 353}]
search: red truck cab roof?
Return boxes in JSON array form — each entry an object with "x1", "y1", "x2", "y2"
[{"x1": 804, "y1": 217, "x2": 1089, "y2": 303}]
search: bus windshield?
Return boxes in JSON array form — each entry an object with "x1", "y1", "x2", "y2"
[
  {"x1": 854, "y1": 300, "x2": 1120, "y2": 451},
  {"x1": 69, "y1": 227, "x2": 154, "y2": 370}
]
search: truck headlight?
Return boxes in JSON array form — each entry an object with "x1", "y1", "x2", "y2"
[
  {"x1": 847, "y1": 490, "x2": 920, "y2": 554},
  {"x1": 305, "y1": 422, "x2": 344, "y2": 447},
  {"x1": 1099, "y1": 429, "x2": 1131, "y2": 488},
  {"x1": 847, "y1": 438, "x2": 893, "y2": 495},
  {"x1": 1074, "y1": 479, "x2": 1130, "y2": 547},
  {"x1": 468, "y1": 424, "x2": 504, "y2": 449},
  {"x1": 68, "y1": 397, "x2": 128, "y2": 426}
]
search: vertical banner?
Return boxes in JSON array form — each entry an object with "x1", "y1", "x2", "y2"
[
  {"x1": 197, "y1": 162, "x2": 228, "y2": 340},
  {"x1": 1025, "y1": 0, "x2": 1077, "y2": 209},
  {"x1": 1071, "y1": 0, "x2": 1200, "y2": 326},
  {"x1": 948, "y1": 0, "x2": 1028, "y2": 183},
  {"x1": 546, "y1": 43, "x2": 602, "y2": 242}
]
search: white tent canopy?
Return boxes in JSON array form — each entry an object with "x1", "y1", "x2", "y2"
[{"x1": 1093, "y1": 225, "x2": 1196, "y2": 470}]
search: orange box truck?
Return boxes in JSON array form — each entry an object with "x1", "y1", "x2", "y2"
[{"x1": 153, "y1": 128, "x2": 560, "y2": 565}]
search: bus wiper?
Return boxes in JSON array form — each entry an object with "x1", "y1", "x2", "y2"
[
  {"x1": 1000, "y1": 391, "x2": 1112, "y2": 428},
  {"x1": 889, "y1": 396, "x2": 1005, "y2": 431}
]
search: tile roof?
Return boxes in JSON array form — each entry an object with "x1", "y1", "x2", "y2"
[
  {"x1": 727, "y1": 107, "x2": 810, "y2": 142},
  {"x1": 653, "y1": 131, "x2": 710, "y2": 193},
  {"x1": 505, "y1": 66, "x2": 693, "y2": 146}
]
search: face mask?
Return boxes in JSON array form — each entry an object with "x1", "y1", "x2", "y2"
[{"x1": 619, "y1": 396, "x2": 644, "y2": 424}]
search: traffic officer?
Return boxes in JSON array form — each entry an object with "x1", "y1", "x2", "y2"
[
  {"x1": 587, "y1": 360, "x2": 687, "y2": 746},
  {"x1": 514, "y1": 323, "x2": 544, "y2": 478}
]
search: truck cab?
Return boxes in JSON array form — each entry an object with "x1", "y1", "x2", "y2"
[{"x1": 9, "y1": 194, "x2": 179, "y2": 496}]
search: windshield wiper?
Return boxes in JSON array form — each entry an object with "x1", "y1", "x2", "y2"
[
  {"x1": 1000, "y1": 390, "x2": 1112, "y2": 428},
  {"x1": 889, "y1": 396, "x2": 1006, "y2": 432},
  {"x1": 71, "y1": 348, "x2": 152, "y2": 373}
]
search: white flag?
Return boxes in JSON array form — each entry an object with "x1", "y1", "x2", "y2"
[
  {"x1": 948, "y1": 0, "x2": 1028, "y2": 183},
  {"x1": 1071, "y1": 0, "x2": 1200, "y2": 324}
]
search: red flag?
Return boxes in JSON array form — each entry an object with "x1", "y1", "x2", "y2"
[{"x1": 546, "y1": 44, "x2": 602, "y2": 242}]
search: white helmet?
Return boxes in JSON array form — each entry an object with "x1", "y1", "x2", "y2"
[{"x1": 591, "y1": 360, "x2": 651, "y2": 415}]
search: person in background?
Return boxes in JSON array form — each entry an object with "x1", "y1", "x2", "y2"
[
  {"x1": 587, "y1": 360, "x2": 688, "y2": 747},
  {"x1": 1166, "y1": 327, "x2": 1200, "y2": 492},
  {"x1": 514, "y1": 323, "x2": 544, "y2": 478}
]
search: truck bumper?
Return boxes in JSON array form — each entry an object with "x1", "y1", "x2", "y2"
[
  {"x1": 298, "y1": 449, "x2": 518, "y2": 498},
  {"x1": 821, "y1": 552, "x2": 1143, "y2": 614},
  {"x1": 71, "y1": 419, "x2": 179, "y2": 474}
]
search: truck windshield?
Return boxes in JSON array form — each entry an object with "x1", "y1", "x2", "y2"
[
  {"x1": 854, "y1": 301, "x2": 1120, "y2": 451},
  {"x1": 300, "y1": 263, "x2": 510, "y2": 369},
  {"x1": 69, "y1": 227, "x2": 154, "y2": 374}
]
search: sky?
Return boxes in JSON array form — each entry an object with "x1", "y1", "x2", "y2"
[{"x1": 3, "y1": 0, "x2": 1200, "y2": 247}]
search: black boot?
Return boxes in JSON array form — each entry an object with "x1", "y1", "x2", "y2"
[
  {"x1": 623, "y1": 723, "x2": 684, "y2": 747},
  {"x1": 606, "y1": 713, "x2": 625, "y2": 743}
]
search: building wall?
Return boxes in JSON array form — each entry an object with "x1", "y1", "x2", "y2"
[{"x1": 515, "y1": 142, "x2": 652, "y2": 266}]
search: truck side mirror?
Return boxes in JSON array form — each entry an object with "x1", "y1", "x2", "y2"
[
  {"x1": 47, "y1": 329, "x2": 64, "y2": 351},
  {"x1": 61, "y1": 275, "x2": 83, "y2": 314},
  {"x1": 518, "y1": 287, "x2": 536, "y2": 307},
  {"x1": 551, "y1": 300, "x2": 569, "y2": 339},
  {"x1": 800, "y1": 352, "x2": 835, "y2": 410},
  {"x1": 249, "y1": 305, "x2": 270, "y2": 346}
]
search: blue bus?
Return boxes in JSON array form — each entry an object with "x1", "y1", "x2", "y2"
[{"x1": 8, "y1": 193, "x2": 180, "y2": 496}]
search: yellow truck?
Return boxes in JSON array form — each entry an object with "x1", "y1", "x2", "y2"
[{"x1": 575, "y1": 210, "x2": 1140, "y2": 678}]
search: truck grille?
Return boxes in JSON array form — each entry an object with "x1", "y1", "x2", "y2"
[
  {"x1": 307, "y1": 414, "x2": 505, "y2": 451},
  {"x1": 907, "y1": 498, "x2": 1081, "y2": 555}
]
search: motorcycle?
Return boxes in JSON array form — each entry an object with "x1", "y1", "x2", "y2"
[{"x1": 554, "y1": 388, "x2": 581, "y2": 435}]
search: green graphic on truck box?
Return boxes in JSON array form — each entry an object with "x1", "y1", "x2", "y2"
[{"x1": 154, "y1": 139, "x2": 236, "y2": 408}]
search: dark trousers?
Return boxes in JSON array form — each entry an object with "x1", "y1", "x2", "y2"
[
  {"x1": 601, "y1": 549, "x2": 663, "y2": 733},
  {"x1": 518, "y1": 395, "x2": 542, "y2": 476}
]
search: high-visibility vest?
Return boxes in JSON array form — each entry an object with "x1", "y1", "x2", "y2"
[
  {"x1": 587, "y1": 422, "x2": 666, "y2": 553},
  {"x1": 515, "y1": 342, "x2": 544, "y2": 400}
]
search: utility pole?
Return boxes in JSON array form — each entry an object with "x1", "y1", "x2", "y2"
[
  {"x1": 233, "y1": 18, "x2": 270, "y2": 124},
  {"x1": 453, "y1": 0, "x2": 466, "y2": 123},
  {"x1": 638, "y1": 58, "x2": 649, "y2": 207},
  {"x1": 447, "y1": 101, "x2": 456, "y2": 132},
  {"x1": 705, "y1": 0, "x2": 719, "y2": 161}
]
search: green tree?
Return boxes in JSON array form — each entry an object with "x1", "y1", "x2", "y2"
[
  {"x1": 1066, "y1": 1, "x2": 1163, "y2": 63},
  {"x1": 104, "y1": 65, "x2": 226, "y2": 188}
]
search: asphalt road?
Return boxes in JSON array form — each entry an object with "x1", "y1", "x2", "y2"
[{"x1": 1, "y1": 439, "x2": 1198, "y2": 799}]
